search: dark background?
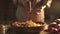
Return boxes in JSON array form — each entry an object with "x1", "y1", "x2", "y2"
[
  {"x1": 0, "y1": 0, "x2": 60, "y2": 24},
  {"x1": 45, "y1": 0, "x2": 60, "y2": 22}
]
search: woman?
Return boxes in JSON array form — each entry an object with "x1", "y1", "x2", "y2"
[{"x1": 13, "y1": 0, "x2": 52, "y2": 22}]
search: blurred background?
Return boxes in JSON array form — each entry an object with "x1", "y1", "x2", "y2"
[{"x1": 0, "y1": 0, "x2": 60, "y2": 24}]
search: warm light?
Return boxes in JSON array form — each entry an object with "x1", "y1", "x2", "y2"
[
  {"x1": 47, "y1": 0, "x2": 52, "y2": 8},
  {"x1": 2, "y1": 25, "x2": 6, "y2": 34},
  {"x1": 2, "y1": 25, "x2": 9, "y2": 34},
  {"x1": 40, "y1": 5, "x2": 46, "y2": 22},
  {"x1": 41, "y1": 5, "x2": 46, "y2": 12},
  {"x1": 26, "y1": 21, "x2": 41, "y2": 27},
  {"x1": 36, "y1": 0, "x2": 41, "y2": 3},
  {"x1": 36, "y1": 24, "x2": 41, "y2": 26}
]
